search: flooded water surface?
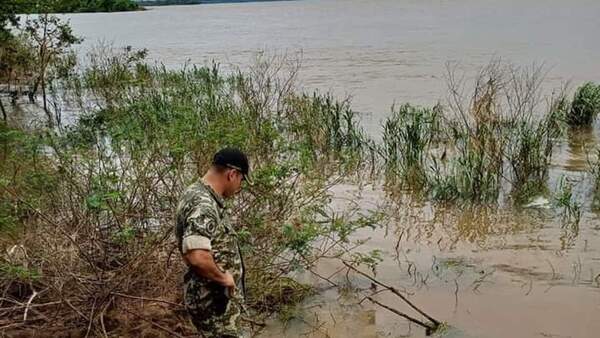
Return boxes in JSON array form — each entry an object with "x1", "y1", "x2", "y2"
[
  {"x1": 60, "y1": 1, "x2": 600, "y2": 337},
  {"x1": 64, "y1": 0, "x2": 600, "y2": 132}
]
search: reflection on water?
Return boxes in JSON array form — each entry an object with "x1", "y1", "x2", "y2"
[
  {"x1": 256, "y1": 179, "x2": 600, "y2": 337},
  {"x1": 563, "y1": 127, "x2": 597, "y2": 172}
]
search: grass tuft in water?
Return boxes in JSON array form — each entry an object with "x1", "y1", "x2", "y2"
[
  {"x1": 567, "y1": 82, "x2": 600, "y2": 126},
  {"x1": 381, "y1": 103, "x2": 440, "y2": 188}
]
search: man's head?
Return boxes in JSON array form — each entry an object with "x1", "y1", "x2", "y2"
[{"x1": 206, "y1": 147, "x2": 251, "y2": 198}]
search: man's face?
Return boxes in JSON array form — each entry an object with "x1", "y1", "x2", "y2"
[{"x1": 223, "y1": 168, "x2": 244, "y2": 198}]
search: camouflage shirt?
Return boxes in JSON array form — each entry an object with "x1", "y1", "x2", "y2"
[
  {"x1": 175, "y1": 181, "x2": 244, "y2": 293},
  {"x1": 175, "y1": 181, "x2": 245, "y2": 337}
]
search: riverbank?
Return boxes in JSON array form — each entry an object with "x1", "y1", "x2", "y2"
[{"x1": 137, "y1": 0, "x2": 291, "y2": 7}]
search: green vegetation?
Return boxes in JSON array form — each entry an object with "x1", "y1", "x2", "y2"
[
  {"x1": 0, "y1": 1, "x2": 21, "y2": 42},
  {"x1": 382, "y1": 103, "x2": 440, "y2": 188},
  {"x1": 54, "y1": 0, "x2": 140, "y2": 13},
  {"x1": 0, "y1": 263, "x2": 41, "y2": 281},
  {"x1": 381, "y1": 63, "x2": 565, "y2": 204},
  {"x1": 0, "y1": 12, "x2": 80, "y2": 124},
  {"x1": 567, "y1": 82, "x2": 600, "y2": 126},
  {"x1": 15, "y1": 0, "x2": 141, "y2": 14},
  {"x1": 0, "y1": 44, "x2": 381, "y2": 335},
  {"x1": 138, "y1": 0, "x2": 283, "y2": 6},
  {"x1": 587, "y1": 147, "x2": 600, "y2": 211}
]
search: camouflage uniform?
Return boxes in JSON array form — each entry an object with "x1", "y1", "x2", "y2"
[{"x1": 175, "y1": 182, "x2": 245, "y2": 338}]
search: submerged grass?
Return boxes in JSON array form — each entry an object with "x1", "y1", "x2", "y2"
[
  {"x1": 387, "y1": 62, "x2": 569, "y2": 204},
  {"x1": 382, "y1": 103, "x2": 440, "y2": 188},
  {"x1": 506, "y1": 116, "x2": 555, "y2": 202},
  {"x1": 567, "y1": 82, "x2": 600, "y2": 126}
]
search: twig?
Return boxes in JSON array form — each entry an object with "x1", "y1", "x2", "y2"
[
  {"x1": 343, "y1": 261, "x2": 440, "y2": 326},
  {"x1": 99, "y1": 299, "x2": 111, "y2": 338},
  {"x1": 64, "y1": 299, "x2": 89, "y2": 321},
  {"x1": 23, "y1": 290, "x2": 39, "y2": 321},
  {"x1": 241, "y1": 316, "x2": 266, "y2": 327},
  {"x1": 84, "y1": 297, "x2": 97, "y2": 338},
  {"x1": 0, "y1": 300, "x2": 62, "y2": 311},
  {"x1": 366, "y1": 296, "x2": 433, "y2": 332},
  {"x1": 110, "y1": 292, "x2": 183, "y2": 308}
]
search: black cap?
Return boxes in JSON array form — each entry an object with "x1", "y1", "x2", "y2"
[{"x1": 212, "y1": 147, "x2": 252, "y2": 183}]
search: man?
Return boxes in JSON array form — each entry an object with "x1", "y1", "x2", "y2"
[{"x1": 175, "y1": 148, "x2": 250, "y2": 337}]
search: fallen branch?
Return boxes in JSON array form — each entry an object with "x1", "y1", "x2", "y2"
[
  {"x1": 110, "y1": 292, "x2": 183, "y2": 308},
  {"x1": 343, "y1": 261, "x2": 441, "y2": 327},
  {"x1": 366, "y1": 296, "x2": 433, "y2": 332}
]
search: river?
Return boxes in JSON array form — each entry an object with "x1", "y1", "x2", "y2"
[
  {"x1": 61, "y1": 1, "x2": 600, "y2": 337},
  {"x1": 64, "y1": 0, "x2": 600, "y2": 133}
]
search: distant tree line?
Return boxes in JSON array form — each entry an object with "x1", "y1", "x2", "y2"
[
  {"x1": 137, "y1": 0, "x2": 284, "y2": 6},
  {"x1": 137, "y1": 0, "x2": 201, "y2": 5},
  {"x1": 1, "y1": 0, "x2": 140, "y2": 15},
  {"x1": 45, "y1": 0, "x2": 141, "y2": 13}
]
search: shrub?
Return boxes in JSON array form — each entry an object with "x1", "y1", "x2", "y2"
[{"x1": 0, "y1": 49, "x2": 379, "y2": 336}]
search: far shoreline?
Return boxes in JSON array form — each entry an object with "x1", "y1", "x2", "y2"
[{"x1": 137, "y1": 0, "x2": 296, "y2": 7}]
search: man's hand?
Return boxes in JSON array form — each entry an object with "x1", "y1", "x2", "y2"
[
  {"x1": 184, "y1": 249, "x2": 236, "y2": 297},
  {"x1": 220, "y1": 271, "x2": 236, "y2": 297}
]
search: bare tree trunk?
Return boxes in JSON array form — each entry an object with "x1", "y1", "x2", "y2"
[
  {"x1": 40, "y1": 14, "x2": 52, "y2": 127},
  {"x1": 0, "y1": 97, "x2": 6, "y2": 122},
  {"x1": 29, "y1": 77, "x2": 40, "y2": 103},
  {"x1": 41, "y1": 74, "x2": 50, "y2": 125}
]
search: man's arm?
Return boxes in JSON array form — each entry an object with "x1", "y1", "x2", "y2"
[
  {"x1": 181, "y1": 202, "x2": 235, "y2": 294},
  {"x1": 184, "y1": 249, "x2": 235, "y2": 291}
]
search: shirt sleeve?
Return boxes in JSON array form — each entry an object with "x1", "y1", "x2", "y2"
[{"x1": 181, "y1": 202, "x2": 219, "y2": 254}]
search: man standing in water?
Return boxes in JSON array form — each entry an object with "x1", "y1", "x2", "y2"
[{"x1": 175, "y1": 148, "x2": 250, "y2": 337}]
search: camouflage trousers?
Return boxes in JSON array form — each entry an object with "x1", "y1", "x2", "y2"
[{"x1": 184, "y1": 272, "x2": 242, "y2": 338}]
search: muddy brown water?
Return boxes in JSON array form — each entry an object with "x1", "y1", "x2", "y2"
[
  {"x1": 52, "y1": 0, "x2": 600, "y2": 337},
  {"x1": 254, "y1": 175, "x2": 600, "y2": 338}
]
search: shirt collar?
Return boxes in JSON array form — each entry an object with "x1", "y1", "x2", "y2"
[{"x1": 202, "y1": 182, "x2": 225, "y2": 209}]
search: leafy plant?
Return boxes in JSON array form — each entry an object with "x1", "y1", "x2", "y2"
[
  {"x1": 567, "y1": 82, "x2": 600, "y2": 126},
  {"x1": 382, "y1": 103, "x2": 440, "y2": 188},
  {"x1": 0, "y1": 263, "x2": 41, "y2": 282}
]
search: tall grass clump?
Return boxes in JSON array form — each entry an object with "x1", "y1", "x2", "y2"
[
  {"x1": 506, "y1": 120, "x2": 553, "y2": 201},
  {"x1": 567, "y1": 82, "x2": 600, "y2": 126},
  {"x1": 381, "y1": 103, "x2": 440, "y2": 188},
  {"x1": 505, "y1": 87, "x2": 567, "y2": 202},
  {"x1": 504, "y1": 80, "x2": 569, "y2": 201},
  {"x1": 428, "y1": 62, "x2": 562, "y2": 203},
  {"x1": 283, "y1": 93, "x2": 367, "y2": 171},
  {"x1": 430, "y1": 126, "x2": 504, "y2": 202},
  {"x1": 429, "y1": 63, "x2": 507, "y2": 202}
]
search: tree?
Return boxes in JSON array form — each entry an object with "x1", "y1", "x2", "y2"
[
  {"x1": 0, "y1": 1, "x2": 22, "y2": 122},
  {"x1": 22, "y1": 14, "x2": 81, "y2": 126}
]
